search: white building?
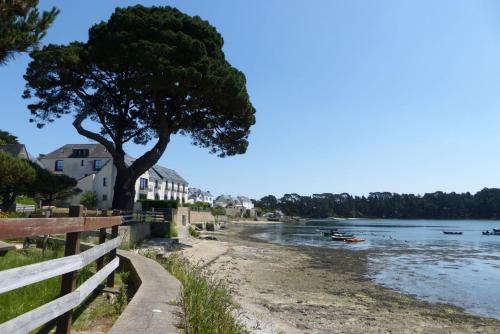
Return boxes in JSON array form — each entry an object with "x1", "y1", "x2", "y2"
[
  {"x1": 187, "y1": 188, "x2": 214, "y2": 206},
  {"x1": 38, "y1": 144, "x2": 188, "y2": 208},
  {"x1": 214, "y1": 195, "x2": 254, "y2": 210}
]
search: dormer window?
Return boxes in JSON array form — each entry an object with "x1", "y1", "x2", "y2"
[{"x1": 72, "y1": 149, "x2": 89, "y2": 157}]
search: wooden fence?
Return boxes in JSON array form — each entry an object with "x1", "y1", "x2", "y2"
[{"x1": 0, "y1": 205, "x2": 122, "y2": 334}]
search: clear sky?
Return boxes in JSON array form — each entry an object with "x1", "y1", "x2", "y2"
[{"x1": 2, "y1": 0, "x2": 500, "y2": 199}]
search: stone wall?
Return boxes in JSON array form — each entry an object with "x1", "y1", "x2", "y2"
[
  {"x1": 189, "y1": 210, "x2": 215, "y2": 224},
  {"x1": 118, "y1": 223, "x2": 151, "y2": 246}
]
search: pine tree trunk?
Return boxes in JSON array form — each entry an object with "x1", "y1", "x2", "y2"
[{"x1": 112, "y1": 171, "x2": 136, "y2": 211}]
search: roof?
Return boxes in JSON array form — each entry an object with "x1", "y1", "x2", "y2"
[
  {"x1": 124, "y1": 155, "x2": 187, "y2": 185},
  {"x1": 0, "y1": 144, "x2": 29, "y2": 159},
  {"x1": 42, "y1": 144, "x2": 112, "y2": 159},
  {"x1": 43, "y1": 144, "x2": 188, "y2": 185},
  {"x1": 188, "y1": 188, "x2": 212, "y2": 198}
]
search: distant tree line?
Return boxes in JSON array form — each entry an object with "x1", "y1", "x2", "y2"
[{"x1": 255, "y1": 189, "x2": 500, "y2": 219}]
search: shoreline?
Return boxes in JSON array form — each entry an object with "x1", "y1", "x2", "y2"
[{"x1": 176, "y1": 222, "x2": 500, "y2": 333}]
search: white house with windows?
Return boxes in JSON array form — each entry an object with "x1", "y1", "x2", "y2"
[
  {"x1": 187, "y1": 188, "x2": 214, "y2": 206},
  {"x1": 214, "y1": 195, "x2": 254, "y2": 209},
  {"x1": 38, "y1": 144, "x2": 189, "y2": 208}
]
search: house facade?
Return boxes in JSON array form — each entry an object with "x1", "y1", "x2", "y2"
[
  {"x1": 214, "y1": 195, "x2": 254, "y2": 209},
  {"x1": 187, "y1": 188, "x2": 214, "y2": 206},
  {"x1": 38, "y1": 144, "x2": 188, "y2": 209},
  {"x1": 0, "y1": 144, "x2": 29, "y2": 159}
]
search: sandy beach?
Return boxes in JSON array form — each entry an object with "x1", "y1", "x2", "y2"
[{"x1": 176, "y1": 223, "x2": 500, "y2": 334}]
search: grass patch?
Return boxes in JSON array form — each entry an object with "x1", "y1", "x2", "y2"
[
  {"x1": 0, "y1": 246, "x2": 131, "y2": 332},
  {"x1": 156, "y1": 255, "x2": 246, "y2": 334},
  {"x1": 188, "y1": 226, "x2": 200, "y2": 238}
]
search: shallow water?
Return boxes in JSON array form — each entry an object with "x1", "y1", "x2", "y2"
[{"x1": 251, "y1": 219, "x2": 500, "y2": 319}]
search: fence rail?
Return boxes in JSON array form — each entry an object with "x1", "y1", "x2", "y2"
[{"x1": 0, "y1": 205, "x2": 122, "y2": 334}]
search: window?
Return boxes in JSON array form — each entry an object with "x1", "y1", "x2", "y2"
[
  {"x1": 103, "y1": 177, "x2": 107, "y2": 187},
  {"x1": 155, "y1": 193, "x2": 160, "y2": 200},
  {"x1": 72, "y1": 149, "x2": 89, "y2": 157},
  {"x1": 102, "y1": 194, "x2": 108, "y2": 201},
  {"x1": 155, "y1": 180, "x2": 159, "y2": 189},
  {"x1": 81, "y1": 160, "x2": 84, "y2": 166},
  {"x1": 139, "y1": 178, "x2": 148, "y2": 190},
  {"x1": 139, "y1": 194, "x2": 147, "y2": 200},
  {"x1": 55, "y1": 160, "x2": 64, "y2": 171},
  {"x1": 93, "y1": 160, "x2": 102, "y2": 171}
]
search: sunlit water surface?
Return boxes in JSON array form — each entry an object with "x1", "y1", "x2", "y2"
[{"x1": 251, "y1": 219, "x2": 500, "y2": 319}]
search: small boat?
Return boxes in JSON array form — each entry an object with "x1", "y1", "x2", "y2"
[
  {"x1": 344, "y1": 237, "x2": 365, "y2": 243},
  {"x1": 331, "y1": 235, "x2": 353, "y2": 241},
  {"x1": 443, "y1": 231, "x2": 463, "y2": 235},
  {"x1": 333, "y1": 232, "x2": 354, "y2": 238},
  {"x1": 318, "y1": 228, "x2": 338, "y2": 236},
  {"x1": 483, "y1": 230, "x2": 500, "y2": 235}
]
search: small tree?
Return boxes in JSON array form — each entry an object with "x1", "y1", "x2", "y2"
[
  {"x1": 0, "y1": 0, "x2": 59, "y2": 65},
  {"x1": 0, "y1": 129, "x2": 19, "y2": 144},
  {"x1": 29, "y1": 162, "x2": 78, "y2": 205},
  {"x1": 24, "y1": 5, "x2": 256, "y2": 211},
  {"x1": 80, "y1": 191, "x2": 97, "y2": 210},
  {"x1": 0, "y1": 151, "x2": 36, "y2": 211}
]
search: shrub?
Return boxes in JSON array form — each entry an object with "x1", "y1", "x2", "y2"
[
  {"x1": 210, "y1": 206, "x2": 226, "y2": 216},
  {"x1": 157, "y1": 256, "x2": 245, "y2": 334},
  {"x1": 188, "y1": 226, "x2": 200, "y2": 238},
  {"x1": 0, "y1": 211, "x2": 24, "y2": 218},
  {"x1": 140, "y1": 199, "x2": 178, "y2": 211},
  {"x1": 80, "y1": 191, "x2": 98, "y2": 209},
  {"x1": 170, "y1": 222, "x2": 179, "y2": 238}
]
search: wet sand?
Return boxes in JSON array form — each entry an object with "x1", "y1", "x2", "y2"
[{"x1": 177, "y1": 223, "x2": 500, "y2": 334}]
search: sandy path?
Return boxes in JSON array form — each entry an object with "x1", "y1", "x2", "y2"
[{"x1": 176, "y1": 225, "x2": 500, "y2": 334}]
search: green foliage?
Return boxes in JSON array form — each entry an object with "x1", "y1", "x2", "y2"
[
  {"x1": 80, "y1": 191, "x2": 98, "y2": 209},
  {"x1": 23, "y1": 5, "x2": 256, "y2": 211},
  {"x1": 157, "y1": 255, "x2": 246, "y2": 334},
  {"x1": 0, "y1": 151, "x2": 36, "y2": 211},
  {"x1": 15, "y1": 196, "x2": 35, "y2": 205},
  {"x1": 272, "y1": 189, "x2": 500, "y2": 219},
  {"x1": 210, "y1": 206, "x2": 226, "y2": 216},
  {"x1": 114, "y1": 272, "x2": 129, "y2": 314},
  {"x1": 256, "y1": 195, "x2": 278, "y2": 212},
  {"x1": 0, "y1": 211, "x2": 24, "y2": 218},
  {"x1": 0, "y1": 129, "x2": 18, "y2": 144},
  {"x1": 28, "y1": 161, "x2": 78, "y2": 204},
  {"x1": 0, "y1": 0, "x2": 59, "y2": 65},
  {"x1": 140, "y1": 199, "x2": 178, "y2": 211},
  {"x1": 188, "y1": 226, "x2": 200, "y2": 238},
  {"x1": 170, "y1": 222, "x2": 179, "y2": 238},
  {"x1": 188, "y1": 201, "x2": 210, "y2": 209}
]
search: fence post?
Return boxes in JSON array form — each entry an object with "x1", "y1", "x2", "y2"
[
  {"x1": 96, "y1": 227, "x2": 107, "y2": 271},
  {"x1": 56, "y1": 205, "x2": 82, "y2": 334},
  {"x1": 107, "y1": 210, "x2": 120, "y2": 287}
]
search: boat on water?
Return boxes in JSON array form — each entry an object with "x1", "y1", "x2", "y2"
[
  {"x1": 331, "y1": 235, "x2": 353, "y2": 241},
  {"x1": 344, "y1": 237, "x2": 365, "y2": 243},
  {"x1": 333, "y1": 232, "x2": 354, "y2": 238},
  {"x1": 318, "y1": 228, "x2": 338, "y2": 236},
  {"x1": 482, "y1": 230, "x2": 500, "y2": 235},
  {"x1": 443, "y1": 231, "x2": 463, "y2": 235}
]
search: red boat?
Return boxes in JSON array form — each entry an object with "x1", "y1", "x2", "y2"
[{"x1": 344, "y1": 237, "x2": 365, "y2": 243}]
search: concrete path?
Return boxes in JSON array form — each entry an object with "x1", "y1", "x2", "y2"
[{"x1": 108, "y1": 250, "x2": 182, "y2": 334}]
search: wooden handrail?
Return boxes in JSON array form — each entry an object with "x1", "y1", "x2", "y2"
[
  {"x1": 0, "y1": 258, "x2": 119, "y2": 334},
  {"x1": 0, "y1": 238, "x2": 120, "y2": 295},
  {"x1": 0, "y1": 205, "x2": 123, "y2": 334},
  {"x1": 0, "y1": 216, "x2": 122, "y2": 239}
]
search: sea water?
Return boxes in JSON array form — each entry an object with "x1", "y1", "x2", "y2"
[{"x1": 251, "y1": 219, "x2": 500, "y2": 319}]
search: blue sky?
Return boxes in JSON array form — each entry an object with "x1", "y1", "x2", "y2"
[{"x1": 2, "y1": 0, "x2": 500, "y2": 199}]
